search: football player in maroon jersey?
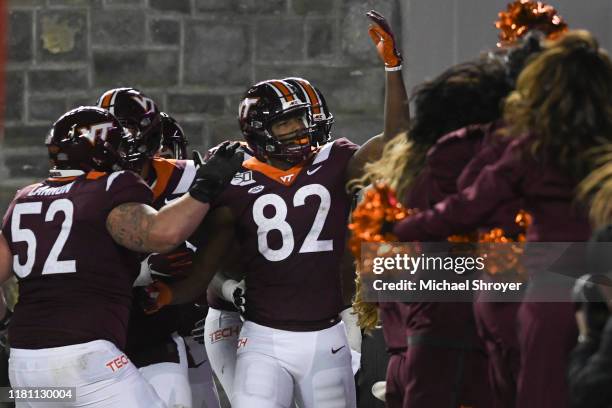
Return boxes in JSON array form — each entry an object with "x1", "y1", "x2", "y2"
[
  {"x1": 97, "y1": 88, "x2": 228, "y2": 408},
  {"x1": 154, "y1": 113, "x2": 223, "y2": 408},
  {"x1": 0, "y1": 106, "x2": 242, "y2": 407},
  {"x1": 197, "y1": 77, "x2": 363, "y2": 405},
  {"x1": 210, "y1": 11, "x2": 407, "y2": 403}
]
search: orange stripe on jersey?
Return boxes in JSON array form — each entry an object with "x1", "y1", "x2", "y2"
[
  {"x1": 242, "y1": 157, "x2": 305, "y2": 186},
  {"x1": 269, "y1": 81, "x2": 295, "y2": 102},
  {"x1": 298, "y1": 80, "x2": 322, "y2": 115},
  {"x1": 86, "y1": 171, "x2": 107, "y2": 180},
  {"x1": 151, "y1": 157, "x2": 178, "y2": 200},
  {"x1": 99, "y1": 90, "x2": 114, "y2": 109}
]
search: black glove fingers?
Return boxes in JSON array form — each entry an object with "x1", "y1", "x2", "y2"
[{"x1": 227, "y1": 141, "x2": 241, "y2": 154}]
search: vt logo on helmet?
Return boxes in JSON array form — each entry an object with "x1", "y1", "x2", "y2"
[
  {"x1": 96, "y1": 87, "x2": 162, "y2": 170},
  {"x1": 46, "y1": 106, "x2": 131, "y2": 174},
  {"x1": 238, "y1": 79, "x2": 315, "y2": 165}
]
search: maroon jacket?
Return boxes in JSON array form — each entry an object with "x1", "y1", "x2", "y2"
[
  {"x1": 394, "y1": 135, "x2": 591, "y2": 242},
  {"x1": 382, "y1": 124, "x2": 506, "y2": 345}
]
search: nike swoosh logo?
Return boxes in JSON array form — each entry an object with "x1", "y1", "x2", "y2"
[
  {"x1": 307, "y1": 166, "x2": 322, "y2": 175},
  {"x1": 331, "y1": 345, "x2": 345, "y2": 354}
]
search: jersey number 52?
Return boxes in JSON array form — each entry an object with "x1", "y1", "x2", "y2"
[{"x1": 11, "y1": 199, "x2": 76, "y2": 278}]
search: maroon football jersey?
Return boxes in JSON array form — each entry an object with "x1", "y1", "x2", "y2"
[
  {"x1": 215, "y1": 138, "x2": 359, "y2": 330},
  {"x1": 1, "y1": 170, "x2": 152, "y2": 349},
  {"x1": 126, "y1": 158, "x2": 199, "y2": 366},
  {"x1": 147, "y1": 158, "x2": 196, "y2": 210}
]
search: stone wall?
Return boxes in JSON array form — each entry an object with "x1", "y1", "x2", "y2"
[
  {"x1": 3, "y1": 0, "x2": 399, "y2": 212},
  {"x1": 4, "y1": 0, "x2": 612, "y2": 213}
]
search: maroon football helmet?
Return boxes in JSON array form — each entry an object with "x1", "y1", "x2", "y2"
[
  {"x1": 283, "y1": 77, "x2": 334, "y2": 146},
  {"x1": 46, "y1": 106, "x2": 130, "y2": 173},
  {"x1": 159, "y1": 112, "x2": 188, "y2": 160},
  {"x1": 96, "y1": 87, "x2": 162, "y2": 167},
  {"x1": 238, "y1": 79, "x2": 313, "y2": 164}
]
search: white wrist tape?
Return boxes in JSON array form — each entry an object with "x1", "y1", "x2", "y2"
[
  {"x1": 385, "y1": 65, "x2": 402, "y2": 72},
  {"x1": 221, "y1": 279, "x2": 240, "y2": 303}
]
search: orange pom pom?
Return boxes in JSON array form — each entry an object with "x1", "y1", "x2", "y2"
[
  {"x1": 495, "y1": 0, "x2": 568, "y2": 47},
  {"x1": 348, "y1": 183, "x2": 415, "y2": 260}
]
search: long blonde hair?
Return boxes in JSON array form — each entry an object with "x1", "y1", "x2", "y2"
[
  {"x1": 505, "y1": 30, "x2": 612, "y2": 179},
  {"x1": 350, "y1": 57, "x2": 515, "y2": 329}
]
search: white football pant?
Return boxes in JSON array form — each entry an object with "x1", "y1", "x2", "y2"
[
  {"x1": 232, "y1": 321, "x2": 356, "y2": 408},
  {"x1": 204, "y1": 307, "x2": 242, "y2": 402},
  {"x1": 9, "y1": 339, "x2": 165, "y2": 408},
  {"x1": 183, "y1": 334, "x2": 221, "y2": 408},
  {"x1": 139, "y1": 333, "x2": 191, "y2": 408}
]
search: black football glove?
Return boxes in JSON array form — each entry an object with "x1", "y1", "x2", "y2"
[{"x1": 189, "y1": 141, "x2": 243, "y2": 203}]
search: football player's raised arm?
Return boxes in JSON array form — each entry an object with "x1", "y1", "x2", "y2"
[
  {"x1": 345, "y1": 10, "x2": 409, "y2": 181},
  {"x1": 0, "y1": 234, "x2": 13, "y2": 285},
  {"x1": 166, "y1": 207, "x2": 237, "y2": 305},
  {"x1": 367, "y1": 9, "x2": 410, "y2": 142}
]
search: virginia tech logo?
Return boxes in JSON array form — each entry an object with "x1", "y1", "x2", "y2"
[{"x1": 279, "y1": 173, "x2": 294, "y2": 184}]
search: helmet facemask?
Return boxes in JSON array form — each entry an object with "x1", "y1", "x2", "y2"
[
  {"x1": 96, "y1": 87, "x2": 162, "y2": 172},
  {"x1": 264, "y1": 108, "x2": 315, "y2": 165},
  {"x1": 159, "y1": 112, "x2": 189, "y2": 160},
  {"x1": 239, "y1": 79, "x2": 318, "y2": 166}
]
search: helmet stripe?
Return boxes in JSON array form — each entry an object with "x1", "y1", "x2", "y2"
[
  {"x1": 268, "y1": 81, "x2": 295, "y2": 102},
  {"x1": 99, "y1": 90, "x2": 114, "y2": 110},
  {"x1": 296, "y1": 80, "x2": 322, "y2": 116},
  {"x1": 108, "y1": 90, "x2": 121, "y2": 115}
]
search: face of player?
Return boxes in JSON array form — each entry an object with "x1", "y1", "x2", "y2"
[{"x1": 270, "y1": 114, "x2": 309, "y2": 147}]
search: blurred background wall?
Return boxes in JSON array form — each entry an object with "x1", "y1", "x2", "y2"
[{"x1": 1, "y1": 0, "x2": 611, "y2": 213}]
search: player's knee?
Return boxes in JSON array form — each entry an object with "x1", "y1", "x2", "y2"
[
  {"x1": 311, "y1": 368, "x2": 355, "y2": 408},
  {"x1": 236, "y1": 360, "x2": 278, "y2": 399}
]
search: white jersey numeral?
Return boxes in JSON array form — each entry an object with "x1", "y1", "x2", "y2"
[
  {"x1": 11, "y1": 199, "x2": 76, "y2": 278},
  {"x1": 42, "y1": 199, "x2": 77, "y2": 274},
  {"x1": 252, "y1": 184, "x2": 333, "y2": 262}
]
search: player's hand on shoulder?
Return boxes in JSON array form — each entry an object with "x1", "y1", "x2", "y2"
[{"x1": 189, "y1": 141, "x2": 244, "y2": 203}]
